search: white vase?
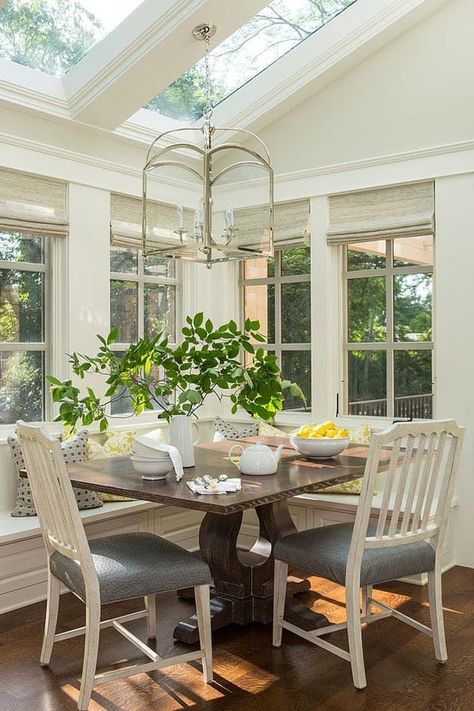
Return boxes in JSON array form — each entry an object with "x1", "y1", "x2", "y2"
[{"x1": 169, "y1": 415, "x2": 200, "y2": 467}]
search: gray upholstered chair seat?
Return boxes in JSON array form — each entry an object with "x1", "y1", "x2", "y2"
[
  {"x1": 50, "y1": 532, "x2": 212, "y2": 604},
  {"x1": 275, "y1": 522, "x2": 436, "y2": 587}
]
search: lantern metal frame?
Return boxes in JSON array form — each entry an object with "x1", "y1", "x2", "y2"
[{"x1": 142, "y1": 22, "x2": 274, "y2": 268}]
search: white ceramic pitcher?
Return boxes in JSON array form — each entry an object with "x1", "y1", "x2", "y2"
[{"x1": 169, "y1": 415, "x2": 200, "y2": 467}]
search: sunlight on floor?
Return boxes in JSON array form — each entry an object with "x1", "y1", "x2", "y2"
[{"x1": 61, "y1": 653, "x2": 279, "y2": 710}]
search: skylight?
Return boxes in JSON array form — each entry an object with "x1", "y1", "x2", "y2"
[
  {"x1": 146, "y1": 0, "x2": 356, "y2": 122},
  {"x1": 0, "y1": 0, "x2": 144, "y2": 76}
]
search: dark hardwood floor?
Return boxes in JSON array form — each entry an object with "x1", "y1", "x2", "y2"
[{"x1": 0, "y1": 566, "x2": 472, "y2": 710}]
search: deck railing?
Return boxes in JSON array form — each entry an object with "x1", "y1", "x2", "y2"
[{"x1": 348, "y1": 394, "x2": 433, "y2": 419}]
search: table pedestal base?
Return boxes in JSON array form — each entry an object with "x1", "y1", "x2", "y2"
[{"x1": 173, "y1": 500, "x2": 325, "y2": 644}]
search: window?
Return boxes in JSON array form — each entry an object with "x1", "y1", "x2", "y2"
[
  {"x1": 110, "y1": 247, "x2": 178, "y2": 414},
  {"x1": 0, "y1": 0, "x2": 145, "y2": 76},
  {"x1": 344, "y1": 236, "x2": 434, "y2": 419},
  {"x1": 241, "y1": 247, "x2": 311, "y2": 410},
  {"x1": 0, "y1": 232, "x2": 48, "y2": 424},
  {"x1": 147, "y1": 1, "x2": 356, "y2": 120}
]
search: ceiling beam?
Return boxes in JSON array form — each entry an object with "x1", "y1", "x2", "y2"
[
  {"x1": 63, "y1": 0, "x2": 267, "y2": 130},
  {"x1": 211, "y1": 0, "x2": 450, "y2": 138}
]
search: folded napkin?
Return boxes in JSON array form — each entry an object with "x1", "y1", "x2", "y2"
[
  {"x1": 187, "y1": 478, "x2": 242, "y2": 495},
  {"x1": 132, "y1": 435, "x2": 184, "y2": 482}
]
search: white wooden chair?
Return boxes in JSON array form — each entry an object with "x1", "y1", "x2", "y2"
[
  {"x1": 16, "y1": 422, "x2": 213, "y2": 710},
  {"x1": 272, "y1": 419, "x2": 464, "y2": 689}
]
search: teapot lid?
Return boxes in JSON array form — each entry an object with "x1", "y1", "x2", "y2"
[{"x1": 245, "y1": 443, "x2": 272, "y2": 451}]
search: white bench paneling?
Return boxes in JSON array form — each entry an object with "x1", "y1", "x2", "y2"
[
  {"x1": 0, "y1": 503, "x2": 157, "y2": 614},
  {"x1": 154, "y1": 506, "x2": 203, "y2": 550}
]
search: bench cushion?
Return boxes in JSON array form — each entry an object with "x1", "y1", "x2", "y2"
[
  {"x1": 50, "y1": 532, "x2": 211, "y2": 603},
  {"x1": 275, "y1": 522, "x2": 436, "y2": 587}
]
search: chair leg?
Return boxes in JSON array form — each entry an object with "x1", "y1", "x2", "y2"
[
  {"x1": 195, "y1": 585, "x2": 213, "y2": 684},
  {"x1": 361, "y1": 585, "x2": 373, "y2": 618},
  {"x1": 145, "y1": 594, "x2": 157, "y2": 640},
  {"x1": 346, "y1": 583, "x2": 367, "y2": 689},
  {"x1": 77, "y1": 601, "x2": 101, "y2": 711},
  {"x1": 40, "y1": 571, "x2": 61, "y2": 666},
  {"x1": 428, "y1": 568, "x2": 447, "y2": 663},
  {"x1": 273, "y1": 560, "x2": 288, "y2": 647}
]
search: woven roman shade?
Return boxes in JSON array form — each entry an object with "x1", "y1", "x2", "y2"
[
  {"x1": 327, "y1": 182, "x2": 434, "y2": 245},
  {"x1": 235, "y1": 198, "x2": 311, "y2": 250},
  {"x1": 0, "y1": 168, "x2": 68, "y2": 235},
  {"x1": 110, "y1": 193, "x2": 194, "y2": 250}
]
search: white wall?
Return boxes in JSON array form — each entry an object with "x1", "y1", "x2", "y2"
[
  {"x1": 435, "y1": 174, "x2": 474, "y2": 568},
  {"x1": 258, "y1": 0, "x2": 474, "y2": 175}
]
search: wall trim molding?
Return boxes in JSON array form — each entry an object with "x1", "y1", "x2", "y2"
[
  {"x1": 0, "y1": 129, "x2": 472, "y2": 202},
  {"x1": 205, "y1": 139, "x2": 474, "y2": 203},
  {"x1": 0, "y1": 129, "x2": 200, "y2": 200},
  {"x1": 0, "y1": 78, "x2": 68, "y2": 118},
  {"x1": 277, "y1": 139, "x2": 474, "y2": 184}
]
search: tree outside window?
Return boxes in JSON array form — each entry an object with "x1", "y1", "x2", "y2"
[
  {"x1": 345, "y1": 236, "x2": 434, "y2": 419},
  {"x1": 110, "y1": 248, "x2": 178, "y2": 415},
  {"x1": 0, "y1": 232, "x2": 47, "y2": 424},
  {"x1": 242, "y1": 247, "x2": 311, "y2": 411}
]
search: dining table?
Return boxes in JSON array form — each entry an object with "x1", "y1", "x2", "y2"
[{"x1": 67, "y1": 435, "x2": 379, "y2": 645}]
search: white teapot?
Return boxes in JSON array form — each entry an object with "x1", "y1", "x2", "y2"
[{"x1": 228, "y1": 442, "x2": 284, "y2": 476}]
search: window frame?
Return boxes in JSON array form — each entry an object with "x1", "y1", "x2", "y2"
[
  {"x1": 342, "y1": 237, "x2": 435, "y2": 419},
  {"x1": 0, "y1": 233, "x2": 54, "y2": 424},
  {"x1": 110, "y1": 247, "x2": 180, "y2": 351},
  {"x1": 240, "y1": 247, "x2": 311, "y2": 411}
]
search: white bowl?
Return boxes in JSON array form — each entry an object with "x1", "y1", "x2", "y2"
[
  {"x1": 132, "y1": 441, "x2": 170, "y2": 458},
  {"x1": 130, "y1": 455, "x2": 173, "y2": 479},
  {"x1": 131, "y1": 449, "x2": 170, "y2": 461},
  {"x1": 290, "y1": 436, "x2": 350, "y2": 460}
]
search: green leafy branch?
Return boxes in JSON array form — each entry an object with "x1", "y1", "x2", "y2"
[{"x1": 48, "y1": 313, "x2": 307, "y2": 432}]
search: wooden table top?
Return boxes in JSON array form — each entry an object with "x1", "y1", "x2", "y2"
[{"x1": 67, "y1": 439, "x2": 380, "y2": 515}]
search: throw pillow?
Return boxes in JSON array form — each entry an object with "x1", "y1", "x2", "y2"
[
  {"x1": 8, "y1": 431, "x2": 103, "y2": 517},
  {"x1": 258, "y1": 421, "x2": 287, "y2": 437},
  {"x1": 86, "y1": 430, "x2": 137, "y2": 502},
  {"x1": 213, "y1": 416, "x2": 259, "y2": 441}
]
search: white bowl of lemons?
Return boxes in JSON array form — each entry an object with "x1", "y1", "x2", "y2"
[{"x1": 290, "y1": 421, "x2": 350, "y2": 459}]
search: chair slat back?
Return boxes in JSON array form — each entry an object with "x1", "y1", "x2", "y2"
[
  {"x1": 16, "y1": 422, "x2": 93, "y2": 565},
  {"x1": 350, "y1": 420, "x2": 464, "y2": 564}
]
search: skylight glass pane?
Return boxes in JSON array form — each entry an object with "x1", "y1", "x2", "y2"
[
  {"x1": 147, "y1": 0, "x2": 356, "y2": 121},
  {"x1": 0, "y1": 0, "x2": 144, "y2": 76}
]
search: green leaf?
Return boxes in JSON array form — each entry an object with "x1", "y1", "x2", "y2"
[
  {"x1": 107, "y1": 327, "x2": 120, "y2": 345},
  {"x1": 186, "y1": 390, "x2": 201, "y2": 404},
  {"x1": 242, "y1": 340, "x2": 255, "y2": 354},
  {"x1": 193, "y1": 312, "x2": 204, "y2": 327}
]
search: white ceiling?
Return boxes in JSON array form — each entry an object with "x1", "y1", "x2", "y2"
[{"x1": 0, "y1": 0, "x2": 450, "y2": 148}]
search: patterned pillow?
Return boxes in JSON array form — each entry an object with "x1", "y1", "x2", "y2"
[
  {"x1": 213, "y1": 416, "x2": 259, "y2": 442},
  {"x1": 86, "y1": 431, "x2": 137, "y2": 502},
  {"x1": 258, "y1": 421, "x2": 287, "y2": 437},
  {"x1": 8, "y1": 431, "x2": 103, "y2": 517}
]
